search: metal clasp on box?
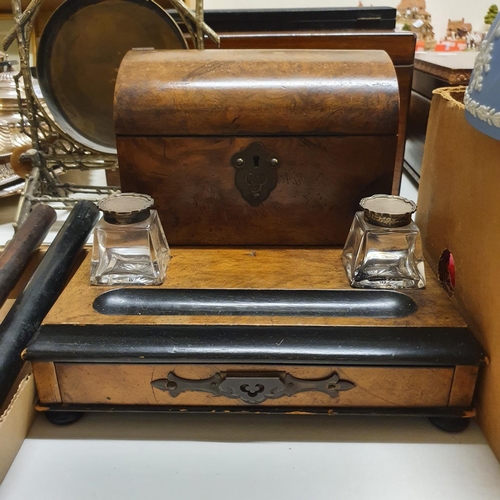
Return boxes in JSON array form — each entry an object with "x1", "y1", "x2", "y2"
[{"x1": 231, "y1": 142, "x2": 279, "y2": 206}]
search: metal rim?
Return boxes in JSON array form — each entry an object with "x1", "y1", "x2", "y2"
[
  {"x1": 37, "y1": 0, "x2": 188, "y2": 154},
  {"x1": 360, "y1": 194, "x2": 416, "y2": 227}
]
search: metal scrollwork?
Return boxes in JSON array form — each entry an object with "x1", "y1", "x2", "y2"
[
  {"x1": 3, "y1": 0, "x2": 219, "y2": 227},
  {"x1": 152, "y1": 371, "x2": 356, "y2": 404}
]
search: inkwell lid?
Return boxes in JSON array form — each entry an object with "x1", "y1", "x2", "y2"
[
  {"x1": 98, "y1": 192, "x2": 154, "y2": 224},
  {"x1": 360, "y1": 194, "x2": 416, "y2": 228}
]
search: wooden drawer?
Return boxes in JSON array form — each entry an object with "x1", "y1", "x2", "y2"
[
  {"x1": 26, "y1": 249, "x2": 484, "y2": 418},
  {"x1": 33, "y1": 362, "x2": 477, "y2": 409}
]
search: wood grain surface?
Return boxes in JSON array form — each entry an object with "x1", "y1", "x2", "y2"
[
  {"x1": 206, "y1": 31, "x2": 415, "y2": 65},
  {"x1": 203, "y1": 31, "x2": 416, "y2": 193},
  {"x1": 448, "y1": 366, "x2": 479, "y2": 407},
  {"x1": 43, "y1": 248, "x2": 467, "y2": 328},
  {"x1": 0, "y1": 205, "x2": 56, "y2": 308},
  {"x1": 115, "y1": 49, "x2": 399, "y2": 137},
  {"x1": 117, "y1": 135, "x2": 396, "y2": 246},
  {"x1": 414, "y1": 58, "x2": 472, "y2": 86},
  {"x1": 31, "y1": 362, "x2": 61, "y2": 404},
  {"x1": 116, "y1": 49, "x2": 399, "y2": 245},
  {"x1": 54, "y1": 363, "x2": 454, "y2": 408}
]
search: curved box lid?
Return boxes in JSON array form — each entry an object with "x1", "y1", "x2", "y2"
[{"x1": 114, "y1": 49, "x2": 399, "y2": 137}]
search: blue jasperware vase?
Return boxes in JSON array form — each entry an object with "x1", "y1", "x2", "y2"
[{"x1": 465, "y1": 13, "x2": 500, "y2": 140}]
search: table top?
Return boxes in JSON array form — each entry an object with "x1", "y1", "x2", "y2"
[
  {"x1": 1, "y1": 412, "x2": 500, "y2": 500},
  {"x1": 414, "y1": 52, "x2": 478, "y2": 85}
]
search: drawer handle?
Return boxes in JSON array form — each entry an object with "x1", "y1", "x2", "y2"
[{"x1": 151, "y1": 371, "x2": 355, "y2": 404}]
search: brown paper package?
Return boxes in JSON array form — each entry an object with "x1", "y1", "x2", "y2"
[{"x1": 417, "y1": 87, "x2": 500, "y2": 461}]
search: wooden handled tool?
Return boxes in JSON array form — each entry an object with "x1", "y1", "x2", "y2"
[
  {"x1": 0, "y1": 204, "x2": 57, "y2": 308},
  {"x1": 0, "y1": 200, "x2": 99, "y2": 407}
]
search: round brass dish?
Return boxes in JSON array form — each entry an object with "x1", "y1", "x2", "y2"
[{"x1": 37, "y1": 0, "x2": 188, "y2": 154}]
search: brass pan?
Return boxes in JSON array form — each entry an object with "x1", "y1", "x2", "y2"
[{"x1": 37, "y1": 0, "x2": 188, "y2": 154}]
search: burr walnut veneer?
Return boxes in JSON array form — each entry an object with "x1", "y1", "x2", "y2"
[
  {"x1": 115, "y1": 49, "x2": 400, "y2": 247},
  {"x1": 205, "y1": 31, "x2": 416, "y2": 194},
  {"x1": 25, "y1": 248, "x2": 484, "y2": 418}
]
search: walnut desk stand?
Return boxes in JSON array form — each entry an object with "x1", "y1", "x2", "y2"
[{"x1": 25, "y1": 247, "x2": 484, "y2": 430}]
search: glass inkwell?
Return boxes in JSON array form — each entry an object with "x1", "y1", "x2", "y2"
[
  {"x1": 342, "y1": 194, "x2": 425, "y2": 289},
  {"x1": 90, "y1": 193, "x2": 170, "y2": 286}
]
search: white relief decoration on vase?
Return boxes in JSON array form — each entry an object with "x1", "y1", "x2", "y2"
[
  {"x1": 464, "y1": 93, "x2": 500, "y2": 128},
  {"x1": 465, "y1": 21, "x2": 500, "y2": 128}
]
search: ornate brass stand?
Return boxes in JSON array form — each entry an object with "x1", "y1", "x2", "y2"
[{"x1": 2, "y1": 0, "x2": 218, "y2": 227}]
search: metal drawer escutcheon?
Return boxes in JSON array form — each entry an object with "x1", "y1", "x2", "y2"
[{"x1": 151, "y1": 371, "x2": 356, "y2": 404}]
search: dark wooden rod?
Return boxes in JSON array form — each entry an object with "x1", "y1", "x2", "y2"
[
  {"x1": 0, "y1": 204, "x2": 57, "y2": 308},
  {"x1": 0, "y1": 200, "x2": 99, "y2": 407}
]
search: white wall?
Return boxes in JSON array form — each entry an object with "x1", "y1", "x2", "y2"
[{"x1": 204, "y1": 1, "x2": 497, "y2": 41}]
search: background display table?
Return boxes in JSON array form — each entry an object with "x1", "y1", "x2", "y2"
[{"x1": 404, "y1": 51, "x2": 477, "y2": 183}]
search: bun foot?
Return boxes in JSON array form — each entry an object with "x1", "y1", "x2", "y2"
[
  {"x1": 428, "y1": 416, "x2": 471, "y2": 433},
  {"x1": 45, "y1": 411, "x2": 84, "y2": 426}
]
